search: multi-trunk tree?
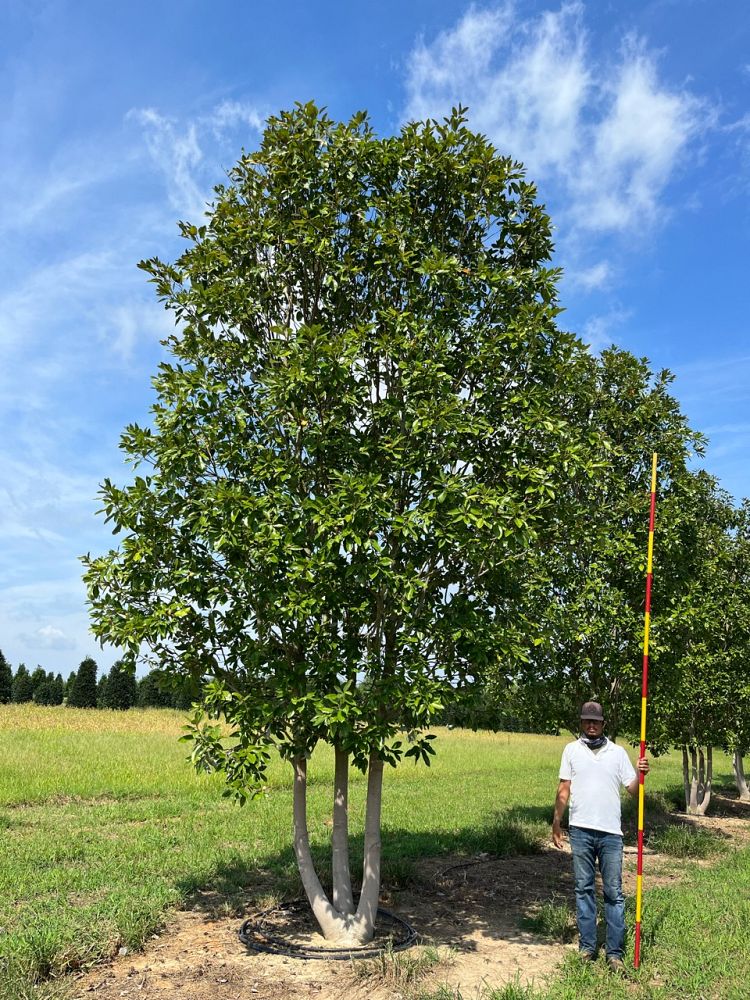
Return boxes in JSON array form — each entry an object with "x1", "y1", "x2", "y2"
[{"x1": 83, "y1": 105, "x2": 600, "y2": 944}]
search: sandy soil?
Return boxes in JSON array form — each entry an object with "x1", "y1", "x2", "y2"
[{"x1": 70, "y1": 796, "x2": 750, "y2": 1000}]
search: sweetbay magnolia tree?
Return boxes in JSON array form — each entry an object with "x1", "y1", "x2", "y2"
[{"x1": 83, "y1": 105, "x2": 597, "y2": 944}]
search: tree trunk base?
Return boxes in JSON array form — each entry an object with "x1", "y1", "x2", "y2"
[{"x1": 733, "y1": 751, "x2": 750, "y2": 802}]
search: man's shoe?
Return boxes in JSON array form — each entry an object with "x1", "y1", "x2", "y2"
[
  {"x1": 579, "y1": 951, "x2": 595, "y2": 962},
  {"x1": 607, "y1": 957, "x2": 626, "y2": 975}
]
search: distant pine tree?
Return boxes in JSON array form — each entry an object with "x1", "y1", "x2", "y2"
[
  {"x1": 104, "y1": 661, "x2": 137, "y2": 710},
  {"x1": 96, "y1": 674, "x2": 108, "y2": 708},
  {"x1": 11, "y1": 664, "x2": 34, "y2": 703},
  {"x1": 137, "y1": 670, "x2": 174, "y2": 709},
  {"x1": 34, "y1": 676, "x2": 56, "y2": 705},
  {"x1": 67, "y1": 657, "x2": 98, "y2": 708},
  {"x1": 172, "y1": 683, "x2": 196, "y2": 711},
  {"x1": 0, "y1": 649, "x2": 12, "y2": 703},
  {"x1": 52, "y1": 673, "x2": 65, "y2": 705},
  {"x1": 30, "y1": 666, "x2": 47, "y2": 699}
]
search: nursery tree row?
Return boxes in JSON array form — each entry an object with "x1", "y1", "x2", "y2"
[{"x1": 0, "y1": 651, "x2": 193, "y2": 711}]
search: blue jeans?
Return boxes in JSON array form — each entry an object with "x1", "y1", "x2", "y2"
[{"x1": 568, "y1": 826, "x2": 625, "y2": 959}]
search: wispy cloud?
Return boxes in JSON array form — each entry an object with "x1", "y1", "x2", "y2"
[
  {"x1": 128, "y1": 109, "x2": 208, "y2": 221},
  {"x1": 19, "y1": 625, "x2": 76, "y2": 652},
  {"x1": 0, "y1": 82, "x2": 267, "y2": 672},
  {"x1": 580, "y1": 307, "x2": 631, "y2": 351},
  {"x1": 106, "y1": 300, "x2": 176, "y2": 362},
  {"x1": 127, "y1": 100, "x2": 266, "y2": 221},
  {"x1": 210, "y1": 100, "x2": 265, "y2": 138},
  {"x1": 404, "y1": 2, "x2": 709, "y2": 234},
  {"x1": 566, "y1": 260, "x2": 613, "y2": 291},
  {"x1": 1, "y1": 576, "x2": 105, "y2": 669},
  {"x1": 674, "y1": 354, "x2": 750, "y2": 405}
]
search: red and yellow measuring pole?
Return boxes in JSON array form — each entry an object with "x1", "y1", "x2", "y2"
[{"x1": 634, "y1": 452, "x2": 658, "y2": 969}]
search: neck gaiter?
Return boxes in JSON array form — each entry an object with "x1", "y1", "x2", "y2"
[{"x1": 581, "y1": 734, "x2": 606, "y2": 749}]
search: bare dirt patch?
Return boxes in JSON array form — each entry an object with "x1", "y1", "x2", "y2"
[
  {"x1": 684, "y1": 792, "x2": 750, "y2": 843},
  {"x1": 70, "y1": 798, "x2": 750, "y2": 1000},
  {"x1": 71, "y1": 849, "x2": 578, "y2": 1000}
]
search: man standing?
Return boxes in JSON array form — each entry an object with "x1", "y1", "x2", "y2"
[{"x1": 551, "y1": 701, "x2": 649, "y2": 973}]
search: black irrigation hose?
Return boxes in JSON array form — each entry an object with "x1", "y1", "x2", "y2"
[
  {"x1": 436, "y1": 856, "x2": 497, "y2": 879},
  {"x1": 238, "y1": 900, "x2": 418, "y2": 961}
]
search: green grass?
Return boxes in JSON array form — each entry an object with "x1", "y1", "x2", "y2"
[
  {"x1": 415, "y1": 981, "x2": 540, "y2": 1000},
  {"x1": 420, "y1": 850, "x2": 750, "y2": 1000},
  {"x1": 518, "y1": 897, "x2": 576, "y2": 942},
  {"x1": 354, "y1": 943, "x2": 452, "y2": 986},
  {"x1": 647, "y1": 822, "x2": 726, "y2": 859},
  {"x1": 0, "y1": 705, "x2": 746, "y2": 999}
]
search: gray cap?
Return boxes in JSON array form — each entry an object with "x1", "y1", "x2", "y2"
[{"x1": 580, "y1": 701, "x2": 604, "y2": 721}]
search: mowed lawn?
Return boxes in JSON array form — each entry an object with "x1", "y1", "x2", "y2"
[{"x1": 0, "y1": 705, "x2": 745, "y2": 1000}]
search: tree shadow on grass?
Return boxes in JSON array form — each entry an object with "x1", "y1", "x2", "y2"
[
  {"x1": 620, "y1": 784, "x2": 739, "y2": 849},
  {"x1": 177, "y1": 808, "x2": 576, "y2": 954},
  {"x1": 181, "y1": 803, "x2": 550, "y2": 903},
  {"x1": 176, "y1": 783, "x2": 743, "y2": 956},
  {"x1": 72, "y1": 831, "x2": 579, "y2": 1000}
]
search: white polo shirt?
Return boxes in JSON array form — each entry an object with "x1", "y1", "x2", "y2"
[{"x1": 559, "y1": 738, "x2": 636, "y2": 836}]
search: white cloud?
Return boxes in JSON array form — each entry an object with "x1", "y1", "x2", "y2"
[
  {"x1": 407, "y1": 7, "x2": 514, "y2": 94},
  {"x1": 578, "y1": 36, "x2": 705, "y2": 230},
  {"x1": 403, "y1": 2, "x2": 708, "y2": 234},
  {"x1": 210, "y1": 100, "x2": 265, "y2": 137},
  {"x1": 128, "y1": 99, "x2": 266, "y2": 222},
  {"x1": 128, "y1": 108, "x2": 208, "y2": 221},
  {"x1": 580, "y1": 307, "x2": 631, "y2": 351},
  {"x1": 567, "y1": 260, "x2": 613, "y2": 290},
  {"x1": 24, "y1": 625, "x2": 76, "y2": 651}
]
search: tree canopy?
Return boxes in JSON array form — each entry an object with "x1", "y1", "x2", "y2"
[
  {"x1": 496, "y1": 350, "x2": 704, "y2": 737},
  {"x1": 83, "y1": 104, "x2": 605, "y2": 942}
]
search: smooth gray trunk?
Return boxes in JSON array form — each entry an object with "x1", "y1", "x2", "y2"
[
  {"x1": 332, "y1": 746, "x2": 355, "y2": 914},
  {"x1": 682, "y1": 745, "x2": 690, "y2": 809},
  {"x1": 732, "y1": 750, "x2": 750, "y2": 801},
  {"x1": 292, "y1": 755, "x2": 348, "y2": 941},
  {"x1": 684, "y1": 744, "x2": 712, "y2": 815},
  {"x1": 353, "y1": 752, "x2": 384, "y2": 938},
  {"x1": 291, "y1": 752, "x2": 383, "y2": 945}
]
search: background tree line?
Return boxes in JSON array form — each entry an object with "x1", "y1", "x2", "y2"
[{"x1": 0, "y1": 650, "x2": 194, "y2": 711}]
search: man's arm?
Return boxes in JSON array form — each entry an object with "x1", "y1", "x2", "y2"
[
  {"x1": 552, "y1": 779, "x2": 571, "y2": 848},
  {"x1": 626, "y1": 756, "x2": 650, "y2": 797}
]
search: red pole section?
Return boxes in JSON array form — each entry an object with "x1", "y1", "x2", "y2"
[{"x1": 634, "y1": 452, "x2": 658, "y2": 969}]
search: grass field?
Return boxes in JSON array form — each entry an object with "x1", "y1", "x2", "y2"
[{"x1": 0, "y1": 705, "x2": 747, "y2": 999}]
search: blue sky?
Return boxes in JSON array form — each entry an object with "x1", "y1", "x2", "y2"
[{"x1": 1, "y1": 0, "x2": 748, "y2": 675}]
